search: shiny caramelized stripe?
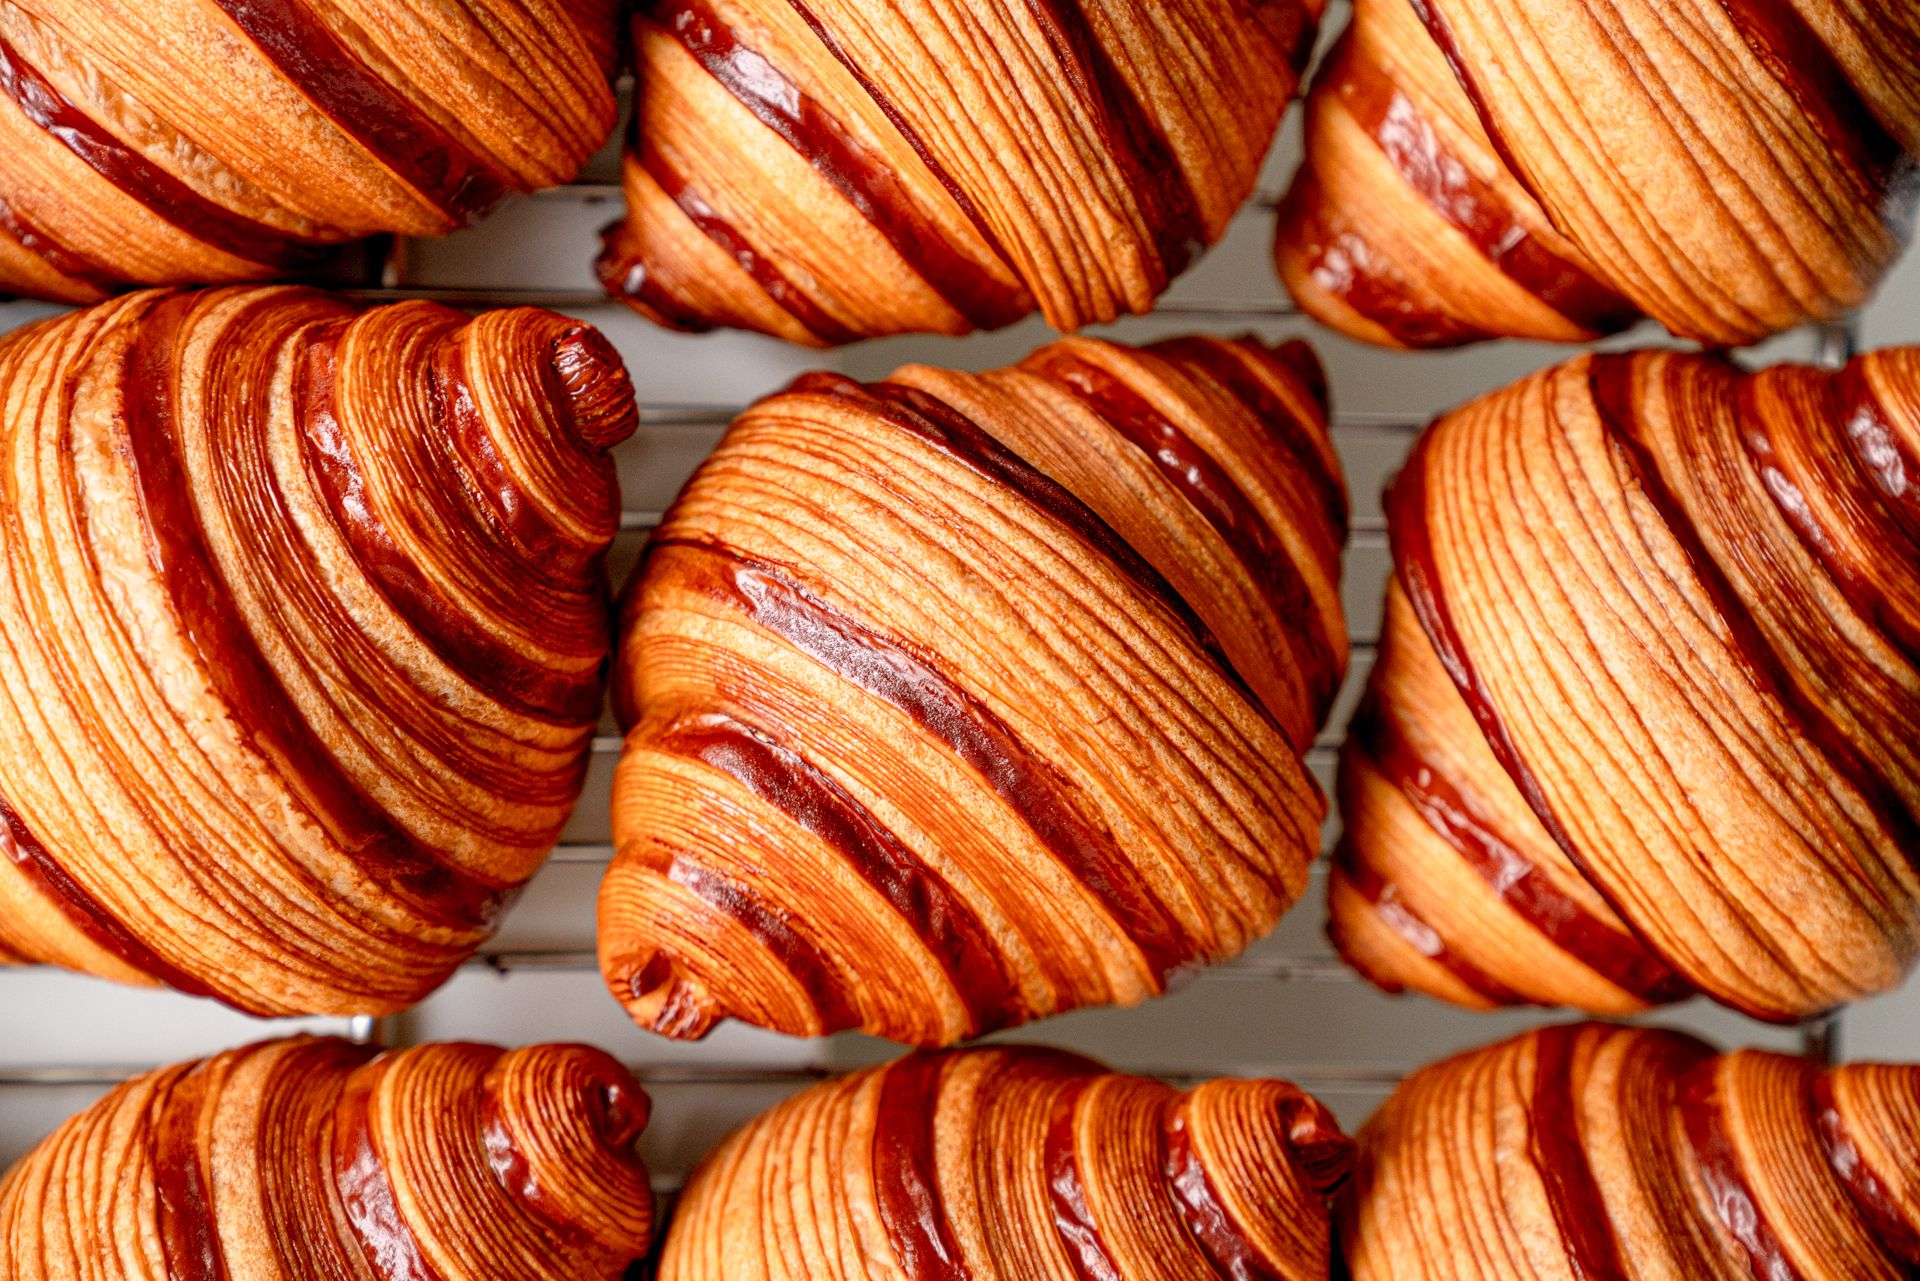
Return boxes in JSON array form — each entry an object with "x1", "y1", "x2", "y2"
[
  {"x1": 654, "y1": 711, "x2": 1022, "y2": 1035},
  {"x1": 0, "y1": 188, "x2": 120, "y2": 289},
  {"x1": 121, "y1": 297, "x2": 513, "y2": 932},
  {"x1": 297, "y1": 329, "x2": 599, "y2": 723},
  {"x1": 1332, "y1": 39, "x2": 1635, "y2": 334},
  {"x1": 0, "y1": 31, "x2": 323, "y2": 268},
  {"x1": 333, "y1": 1061, "x2": 446, "y2": 1281},
  {"x1": 1028, "y1": 350, "x2": 1340, "y2": 717},
  {"x1": 1145, "y1": 336, "x2": 1348, "y2": 530},
  {"x1": 1348, "y1": 698, "x2": 1692, "y2": 1003},
  {"x1": 1020, "y1": 0, "x2": 1206, "y2": 282},
  {"x1": 1710, "y1": 0, "x2": 1908, "y2": 198},
  {"x1": 1676, "y1": 1064, "x2": 1808, "y2": 1281},
  {"x1": 1406, "y1": 0, "x2": 1526, "y2": 190},
  {"x1": 1333, "y1": 846, "x2": 1523, "y2": 1005},
  {"x1": 782, "y1": 0, "x2": 1011, "y2": 263},
  {"x1": 657, "y1": 0, "x2": 1027, "y2": 330},
  {"x1": 1810, "y1": 1074, "x2": 1920, "y2": 1267},
  {"x1": 1528, "y1": 1028, "x2": 1631, "y2": 1281},
  {"x1": 664, "y1": 856, "x2": 861, "y2": 1031},
  {"x1": 1044, "y1": 1080, "x2": 1123, "y2": 1281},
  {"x1": 1591, "y1": 356, "x2": 1920, "y2": 883},
  {"x1": 208, "y1": 0, "x2": 512, "y2": 220},
  {"x1": 802, "y1": 373, "x2": 1234, "y2": 678},
  {"x1": 1386, "y1": 430, "x2": 1585, "y2": 866},
  {"x1": 655, "y1": 538, "x2": 1193, "y2": 981},
  {"x1": 1742, "y1": 368, "x2": 1920, "y2": 661},
  {"x1": 638, "y1": 148, "x2": 860, "y2": 344},
  {"x1": 152, "y1": 1062, "x2": 230, "y2": 1281},
  {"x1": 0, "y1": 791, "x2": 217, "y2": 997},
  {"x1": 1165, "y1": 1106, "x2": 1287, "y2": 1281},
  {"x1": 873, "y1": 1054, "x2": 971, "y2": 1278}
]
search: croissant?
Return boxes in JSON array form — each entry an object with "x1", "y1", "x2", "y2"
[
  {"x1": 0, "y1": 1036, "x2": 654, "y2": 1280},
  {"x1": 1273, "y1": 0, "x2": 1920, "y2": 348},
  {"x1": 601, "y1": 333, "x2": 1348, "y2": 1045},
  {"x1": 0, "y1": 0, "x2": 618, "y2": 302},
  {"x1": 596, "y1": 0, "x2": 1326, "y2": 345},
  {"x1": 1345, "y1": 1022, "x2": 1920, "y2": 1281},
  {"x1": 659, "y1": 1045, "x2": 1351, "y2": 1281},
  {"x1": 1332, "y1": 346, "x2": 1920, "y2": 1023},
  {"x1": 0, "y1": 286, "x2": 637, "y2": 1014}
]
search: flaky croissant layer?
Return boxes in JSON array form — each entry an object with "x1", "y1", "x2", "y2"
[
  {"x1": 0, "y1": 0, "x2": 620, "y2": 301},
  {"x1": 602, "y1": 333, "x2": 1348, "y2": 1046},
  {"x1": 599, "y1": 0, "x2": 1326, "y2": 344},
  {"x1": 1347, "y1": 1023, "x2": 1920, "y2": 1281},
  {"x1": 661, "y1": 1046, "x2": 1352, "y2": 1281},
  {"x1": 0, "y1": 1037, "x2": 655, "y2": 1281},
  {"x1": 1276, "y1": 0, "x2": 1920, "y2": 348},
  {"x1": 1334, "y1": 346, "x2": 1920, "y2": 1023},
  {"x1": 0, "y1": 287, "x2": 637, "y2": 1014}
]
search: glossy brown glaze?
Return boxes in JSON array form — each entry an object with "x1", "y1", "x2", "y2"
[
  {"x1": 0, "y1": 287, "x2": 634, "y2": 1015},
  {"x1": 1347, "y1": 1024, "x2": 1920, "y2": 1281},
  {"x1": 1276, "y1": 0, "x2": 1920, "y2": 348},
  {"x1": 0, "y1": 0, "x2": 618, "y2": 301},
  {"x1": 0, "y1": 1038, "x2": 653, "y2": 1281},
  {"x1": 1334, "y1": 346, "x2": 1920, "y2": 1023},
  {"x1": 603, "y1": 333, "x2": 1345, "y2": 1046},
  {"x1": 659, "y1": 1046, "x2": 1350, "y2": 1281},
  {"x1": 603, "y1": 0, "x2": 1323, "y2": 343}
]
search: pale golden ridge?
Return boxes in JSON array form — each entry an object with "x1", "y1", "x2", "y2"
[
  {"x1": 0, "y1": 1037, "x2": 654, "y2": 1281},
  {"x1": 1275, "y1": 0, "x2": 1920, "y2": 348},
  {"x1": 1333, "y1": 347, "x2": 1920, "y2": 1023},
  {"x1": 601, "y1": 334, "x2": 1348, "y2": 1046},
  {"x1": 659, "y1": 1045, "x2": 1352, "y2": 1281},
  {"x1": 0, "y1": 286, "x2": 637, "y2": 1014},
  {"x1": 599, "y1": 0, "x2": 1325, "y2": 344},
  {"x1": 0, "y1": 0, "x2": 619, "y2": 302},
  {"x1": 1347, "y1": 1023, "x2": 1920, "y2": 1281}
]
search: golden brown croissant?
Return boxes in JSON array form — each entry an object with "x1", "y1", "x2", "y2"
[
  {"x1": 0, "y1": 1036, "x2": 654, "y2": 1280},
  {"x1": 602, "y1": 334, "x2": 1348, "y2": 1045},
  {"x1": 0, "y1": 286, "x2": 636, "y2": 1014},
  {"x1": 1273, "y1": 0, "x2": 1920, "y2": 348},
  {"x1": 1333, "y1": 346, "x2": 1920, "y2": 1023},
  {"x1": 660, "y1": 1045, "x2": 1352, "y2": 1281},
  {"x1": 0, "y1": 0, "x2": 619, "y2": 302},
  {"x1": 597, "y1": 0, "x2": 1326, "y2": 345},
  {"x1": 1345, "y1": 1022, "x2": 1920, "y2": 1281}
]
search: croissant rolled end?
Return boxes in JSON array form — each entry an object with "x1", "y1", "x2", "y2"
[
  {"x1": 612, "y1": 950, "x2": 720, "y2": 1041},
  {"x1": 1282, "y1": 1092, "x2": 1357, "y2": 1198},
  {"x1": 550, "y1": 324, "x2": 640, "y2": 450}
]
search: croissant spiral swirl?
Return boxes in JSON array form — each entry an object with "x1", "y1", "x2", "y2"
[
  {"x1": 1333, "y1": 347, "x2": 1920, "y2": 1023},
  {"x1": 1274, "y1": 0, "x2": 1920, "y2": 348},
  {"x1": 597, "y1": 0, "x2": 1325, "y2": 345},
  {"x1": 0, "y1": 0, "x2": 619, "y2": 302},
  {"x1": 602, "y1": 334, "x2": 1348, "y2": 1045},
  {"x1": 660, "y1": 1045, "x2": 1352, "y2": 1281},
  {"x1": 1347, "y1": 1022, "x2": 1920, "y2": 1281},
  {"x1": 0, "y1": 1037, "x2": 654, "y2": 1281},
  {"x1": 0, "y1": 287, "x2": 637, "y2": 1014}
]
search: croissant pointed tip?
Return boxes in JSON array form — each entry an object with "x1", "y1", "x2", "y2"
[
  {"x1": 550, "y1": 324, "x2": 639, "y2": 450},
  {"x1": 1284, "y1": 1095, "x2": 1358, "y2": 1197}
]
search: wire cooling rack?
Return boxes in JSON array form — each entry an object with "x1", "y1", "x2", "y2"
[{"x1": 0, "y1": 48, "x2": 1887, "y2": 1204}]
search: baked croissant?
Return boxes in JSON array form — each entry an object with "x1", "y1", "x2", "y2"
[
  {"x1": 1345, "y1": 1022, "x2": 1920, "y2": 1281},
  {"x1": 0, "y1": 1036, "x2": 655, "y2": 1281},
  {"x1": 602, "y1": 333, "x2": 1348, "y2": 1045},
  {"x1": 1273, "y1": 0, "x2": 1920, "y2": 348},
  {"x1": 0, "y1": 0, "x2": 619, "y2": 302},
  {"x1": 0, "y1": 286, "x2": 637, "y2": 1014},
  {"x1": 597, "y1": 0, "x2": 1325, "y2": 345},
  {"x1": 660, "y1": 1045, "x2": 1352, "y2": 1281},
  {"x1": 1333, "y1": 346, "x2": 1920, "y2": 1022}
]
